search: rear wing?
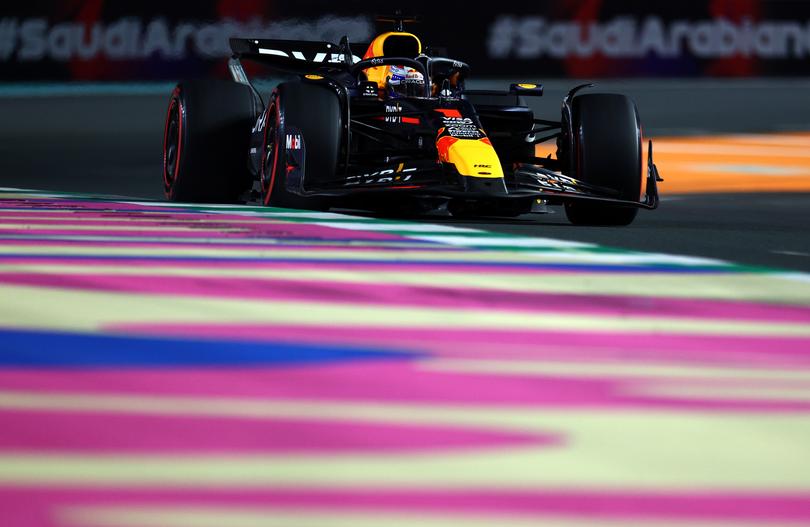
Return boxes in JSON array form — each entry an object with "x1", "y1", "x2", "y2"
[{"x1": 229, "y1": 38, "x2": 367, "y2": 72}]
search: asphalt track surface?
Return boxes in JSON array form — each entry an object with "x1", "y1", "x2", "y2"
[{"x1": 1, "y1": 79, "x2": 809, "y2": 271}]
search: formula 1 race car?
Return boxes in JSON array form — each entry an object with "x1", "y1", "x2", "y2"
[{"x1": 162, "y1": 14, "x2": 661, "y2": 225}]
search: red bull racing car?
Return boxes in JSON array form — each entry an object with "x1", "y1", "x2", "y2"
[{"x1": 162, "y1": 15, "x2": 661, "y2": 225}]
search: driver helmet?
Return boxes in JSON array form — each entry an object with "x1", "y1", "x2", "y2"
[{"x1": 386, "y1": 66, "x2": 425, "y2": 98}]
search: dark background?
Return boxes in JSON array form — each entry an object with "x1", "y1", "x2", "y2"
[{"x1": 3, "y1": 0, "x2": 810, "y2": 80}]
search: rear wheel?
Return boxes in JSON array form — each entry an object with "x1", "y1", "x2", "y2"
[
  {"x1": 261, "y1": 82, "x2": 341, "y2": 209},
  {"x1": 564, "y1": 94, "x2": 642, "y2": 226},
  {"x1": 163, "y1": 80, "x2": 258, "y2": 202}
]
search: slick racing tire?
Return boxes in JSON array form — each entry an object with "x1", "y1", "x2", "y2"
[
  {"x1": 564, "y1": 94, "x2": 642, "y2": 226},
  {"x1": 260, "y1": 82, "x2": 341, "y2": 209},
  {"x1": 163, "y1": 79, "x2": 258, "y2": 203}
]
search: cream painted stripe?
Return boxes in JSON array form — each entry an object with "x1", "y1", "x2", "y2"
[
  {"x1": 2, "y1": 284, "x2": 810, "y2": 336},
  {"x1": 59, "y1": 506, "x2": 799, "y2": 527},
  {"x1": 653, "y1": 143, "x2": 810, "y2": 158},
  {"x1": 1, "y1": 265, "x2": 809, "y2": 306},
  {"x1": 639, "y1": 385, "x2": 810, "y2": 403},
  {"x1": 1, "y1": 393, "x2": 809, "y2": 489},
  {"x1": 421, "y1": 359, "x2": 810, "y2": 382}
]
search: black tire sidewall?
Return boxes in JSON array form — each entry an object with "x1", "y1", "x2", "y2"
[
  {"x1": 566, "y1": 93, "x2": 642, "y2": 226},
  {"x1": 164, "y1": 79, "x2": 258, "y2": 203},
  {"x1": 263, "y1": 82, "x2": 341, "y2": 209}
]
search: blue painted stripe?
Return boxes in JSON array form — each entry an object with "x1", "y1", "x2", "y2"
[
  {"x1": 0, "y1": 329, "x2": 416, "y2": 368},
  {"x1": 0, "y1": 253, "x2": 740, "y2": 273}
]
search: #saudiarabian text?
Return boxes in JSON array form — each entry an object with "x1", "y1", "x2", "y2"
[{"x1": 488, "y1": 15, "x2": 810, "y2": 59}]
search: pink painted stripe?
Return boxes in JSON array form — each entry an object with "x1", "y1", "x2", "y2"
[
  {"x1": 0, "y1": 410, "x2": 545, "y2": 453},
  {"x1": 1, "y1": 271, "x2": 807, "y2": 324},
  {"x1": 1, "y1": 488, "x2": 810, "y2": 525},
  {"x1": 1, "y1": 364, "x2": 808, "y2": 411}
]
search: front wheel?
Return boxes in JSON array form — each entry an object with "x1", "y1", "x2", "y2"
[{"x1": 564, "y1": 93, "x2": 642, "y2": 226}]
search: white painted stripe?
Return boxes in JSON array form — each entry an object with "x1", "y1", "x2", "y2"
[
  {"x1": 523, "y1": 251, "x2": 729, "y2": 266},
  {"x1": 120, "y1": 201, "x2": 266, "y2": 209},
  {"x1": 411, "y1": 235, "x2": 595, "y2": 249},
  {"x1": 314, "y1": 222, "x2": 481, "y2": 233},
  {"x1": 260, "y1": 211, "x2": 365, "y2": 220},
  {"x1": 776, "y1": 273, "x2": 810, "y2": 284}
]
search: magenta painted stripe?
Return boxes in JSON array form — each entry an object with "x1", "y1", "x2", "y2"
[
  {"x1": 0, "y1": 218, "x2": 299, "y2": 228},
  {"x1": 2, "y1": 488, "x2": 810, "y2": 525},
  {"x1": 0, "y1": 210, "x2": 292, "y2": 222},
  {"x1": 0, "y1": 410, "x2": 545, "y2": 453},
  {"x1": 2, "y1": 271, "x2": 807, "y2": 324},
  {"x1": 2, "y1": 364, "x2": 808, "y2": 411}
]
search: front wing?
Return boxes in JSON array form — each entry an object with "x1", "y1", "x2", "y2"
[{"x1": 304, "y1": 141, "x2": 662, "y2": 211}]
